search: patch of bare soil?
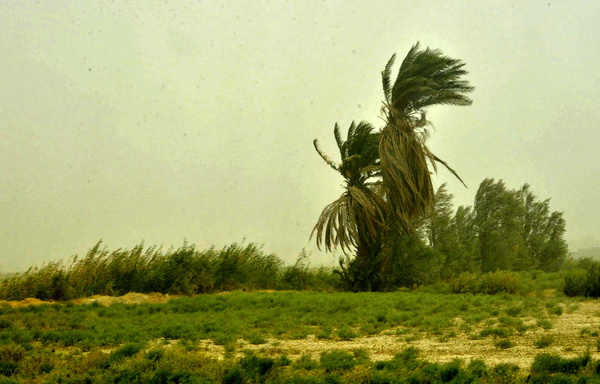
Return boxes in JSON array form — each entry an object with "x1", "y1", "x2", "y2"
[
  {"x1": 193, "y1": 301, "x2": 600, "y2": 371},
  {"x1": 0, "y1": 292, "x2": 178, "y2": 307}
]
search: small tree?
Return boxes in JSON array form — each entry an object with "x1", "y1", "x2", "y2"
[
  {"x1": 474, "y1": 179, "x2": 527, "y2": 271},
  {"x1": 452, "y1": 205, "x2": 479, "y2": 273},
  {"x1": 518, "y1": 184, "x2": 568, "y2": 271}
]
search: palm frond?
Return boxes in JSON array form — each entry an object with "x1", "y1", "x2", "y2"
[
  {"x1": 313, "y1": 139, "x2": 340, "y2": 172},
  {"x1": 311, "y1": 193, "x2": 356, "y2": 253},
  {"x1": 347, "y1": 121, "x2": 357, "y2": 147},
  {"x1": 432, "y1": 154, "x2": 467, "y2": 188},
  {"x1": 379, "y1": 123, "x2": 434, "y2": 233},
  {"x1": 390, "y1": 43, "x2": 474, "y2": 116},
  {"x1": 311, "y1": 185, "x2": 388, "y2": 254},
  {"x1": 382, "y1": 53, "x2": 396, "y2": 104},
  {"x1": 348, "y1": 186, "x2": 388, "y2": 244},
  {"x1": 334, "y1": 123, "x2": 344, "y2": 159}
]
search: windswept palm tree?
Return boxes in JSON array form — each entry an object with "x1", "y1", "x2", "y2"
[
  {"x1": 312, "y1": 43, "x2": 473, "y2": 290},
  {"x1": 311, "y1": 122, "x2": 387, "y2": 287},
  {"x1": 380, "y1": 43, "x2": 474, "y2": 233}
]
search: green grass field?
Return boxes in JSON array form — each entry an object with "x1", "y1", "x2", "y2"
[{"x1": 2, "y1": 290, "x2": 600, "y2": 383}]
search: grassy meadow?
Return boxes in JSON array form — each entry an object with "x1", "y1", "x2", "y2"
[{"x1": 2, "y1": 290, "x2": 600, "y2": 383}]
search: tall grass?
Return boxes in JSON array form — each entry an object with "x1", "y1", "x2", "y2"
[{"x1": 0, "y1": 241, "x2": 338, "y2": 301}]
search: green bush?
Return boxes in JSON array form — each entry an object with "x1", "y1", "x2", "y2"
[
  {"x1": 562, "y1": 260, "x2": 600, "y2": 298},
  {"x1": 336, "y1": 326, "x2": 358, "y2": 340},
  {"x1": 534, "y1": 335, "x2": 554, "y2": 348},
  {"x1": 0, "y1": 361, "x2": 18, "y2": 377},
  {"x1": 494, "y1": 338, "x2": 514, "y2": 349},
  {"x1": 480, "y1": 327, "x2": 511, "y2": 338},
  {"x1": 319, "y1": 350, "x2": 356, "y2": 372},
  {"x1": 531, "y1": 353, "x2": 591, "y2": 375},
  {"x1": 0, "y1": 345, "x2": 26, "y2": 363},
  {"x1": 448, "y1": 273, "x2": 479, "y2": 294},
  {"x1": 293, "y1": 355, "x2": 318, "y2": 371},
  {"x1": 108, "y1": 342, "x2": 143, "y2": 364},
  {"x1": 222, "y1": 355, "x2": 275, "y2": 383},
  {"x1": 449, "y1": 271, "x2": 521, "y2": 294},
  {"x1": 563, "y1": 269, "x2": 589, "y2": 297}
]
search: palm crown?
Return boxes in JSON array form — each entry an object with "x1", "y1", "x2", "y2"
[
  {"x1": 312, "y1": 121, "x2": 386, "y2": 253},
  {"x1": 380, "y1": 43, "x2": 473, "y2": 233}
]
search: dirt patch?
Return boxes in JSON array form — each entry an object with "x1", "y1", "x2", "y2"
[
  {"x1": 191, "y1": 300, "x2": 600, "y2": 371},
  {"x1": 0, "y1": 292, "x2": 178, "y2": 307}
]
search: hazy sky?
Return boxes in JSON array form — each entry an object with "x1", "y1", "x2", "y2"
[{"x1": 1, "y1": 1, "x2": 599, "y2": 272}]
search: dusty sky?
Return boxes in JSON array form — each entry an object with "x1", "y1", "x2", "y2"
[{"x1": 1, "y1": 1, "x2": 599, "y2": 272}]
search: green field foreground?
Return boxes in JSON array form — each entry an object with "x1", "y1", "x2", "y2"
[{"x1": 2, "y1": 291, "x2": 600, "y2": 383}]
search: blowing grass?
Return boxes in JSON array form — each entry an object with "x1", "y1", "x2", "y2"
[{"x1": 0, "y1": 242, "x2": 338, "y2": 301}]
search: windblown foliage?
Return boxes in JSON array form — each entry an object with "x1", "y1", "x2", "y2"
[
  {"x1": 0, "y1": 242, "x2": 337, "y2": 301},
  {"x1": 312, "y1": 121, "x2": 386, "y2": 254},
  {"x1": 312, "y1": 43, "x2": 474, "y2": 290},
  {"x1": 380, "y1": 43, "x2": 473, "y2": 233}
]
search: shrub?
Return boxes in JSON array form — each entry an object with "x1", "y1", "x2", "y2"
[
  {"x1": 108, "y1": 342, "x2": 143, "y2": 364},
  {"x1": 336, "y1": 326, "x2": 358, "y2": 341},
  {"x1": 478, "y1": 271, "x2": 521, "y2": 294},
  {"x1": 320, "y1": 350, "x2": 356, "y2": 372},
  {"x1": 531, "y1": 353, "x2": 591, "y2": 375},
  {"x1": 448, "y1": 273, "x2": 479, "y2": 294},
  {"x1": 563, "y1": 261, "x2": 600, "y2": 298},
  {"x1": 0, "y1": 361, "x2": 18, "y2": 377},
  {"x1": 0, "y1": 319, "x2": 10, "y2": 329},
  {"x1": 147, "y1": 349, "x2": 164, "y2": 362},
  {"x1": 480, "y1": 328, "x2": 511, "y2": 338},
  {"x1": 494, "y1": 338, "x2": 513, "y2": 349},
  {"x1": 534, "y1": 335, "x2": 554, "y2": 348},
  {"x1": 237, "y1": 355, "x2": 275, "y2": 381},
  {"x1": 149, "y1": 370, "x2": 205, "y2": 384},
  {"x1": 449, "y1": 271, "x2": 520, "y2": 294},
  {"x1": 293, "y1": 355, "x2": 318, "y2": 371},
  {"x1": 440, "y1": 360, "x2": 461, "y2": 382},
  {"x1": 0, "y1": 241, "x2": 339, "y2": 301},
  {"x1": 245, "y1": 331, "x2": 267, "y2": 345},
  {"x1": 0, "y1": 345, "x2": 26, "y2": 363}
]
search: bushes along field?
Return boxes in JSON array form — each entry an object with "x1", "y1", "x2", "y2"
[{"x1": 0, "y1": 242, "x2": 337, "y2": 301}]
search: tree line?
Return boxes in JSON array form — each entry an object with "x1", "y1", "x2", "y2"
[{"x1": 422, "y1": 179, "x2": 567, "y2": 276}]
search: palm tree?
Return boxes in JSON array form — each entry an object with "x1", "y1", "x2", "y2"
[
  {"x1": 312, "y1": 43, "x2": 474, "y2": 290},
  {"x1": 311, "y1": 121, "x2": 387, "y2": 290},
  {"x1": 380, "y1": 43, "x2": 474, "y2": 233}
]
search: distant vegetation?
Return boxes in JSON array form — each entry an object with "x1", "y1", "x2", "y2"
[
  {"x1": 0, "y1": 178, "x2": 581, "y2": 302},
  {"x1": 0, "y1": 177, "x2": 583, "y2": 302},
  {"x1": 0, "y1": 242, "x2": 337, "y2": 301}
]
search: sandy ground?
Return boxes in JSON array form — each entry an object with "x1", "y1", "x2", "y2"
[
  {"x1": 3, "y1": 293, "x2": 600, "y2": 370},
  {"x1": 192, "y1": 301, "x2": 600, "y2": 371},
  {"x1": 0, "y1": 292, "x2": 177, "y2": 307}
]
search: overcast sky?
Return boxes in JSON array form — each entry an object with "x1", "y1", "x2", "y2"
[{"x1": 1, "y1": 1, "x2": 599, "y2": 272}]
